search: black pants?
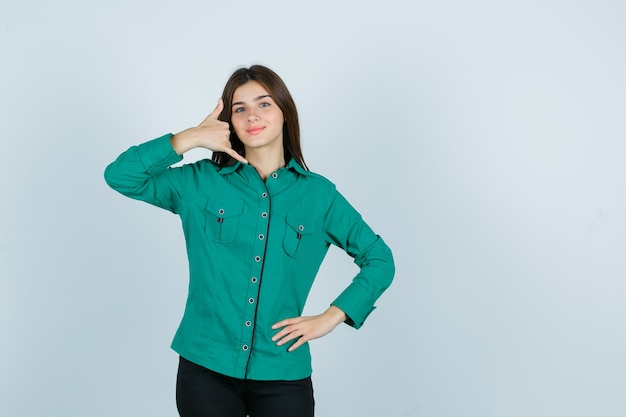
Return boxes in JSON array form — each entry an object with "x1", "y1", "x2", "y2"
[{"x1": 176, "y1": 357, "x2": 315, "y2": 417}]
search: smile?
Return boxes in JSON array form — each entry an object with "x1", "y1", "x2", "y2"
[{"x1": 246, "y1": 126, "x2": 265, "y2": 135}]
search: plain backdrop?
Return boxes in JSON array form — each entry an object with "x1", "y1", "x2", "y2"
[{"x1": 1, "y1": 1, "x2": 625, "y2": 416}]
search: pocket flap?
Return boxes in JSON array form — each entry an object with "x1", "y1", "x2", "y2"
[
  {"x1": 206, "y1": 199, "x2": 244, "y2": 219},
  {"x1": 285, "y1": 215, "x2": 315, "y2": 235}
]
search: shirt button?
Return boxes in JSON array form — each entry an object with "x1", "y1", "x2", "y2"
[
  {"x1": 218, "y1": 208, "x2": 225, "y2": 215},
  {"x1": 258, "y1": 234, "x2": 265, "y2": 240},
  {"x1": 248, "y1": 298, "x2": 255, "y2": 304},
  {"x1": 245, "y1": 320, "x2": 252, "y2": 327},
  {"x1": 271, "y1": 172, "x2": 278, "y2": 179},
  {"x1": 242, "y1": 345, "x2": 249, "y2": 351},
  {"x1": 261, "y1": 212, "x2": 268, "y2": 218},
  {"x1": 251, "y1": 277, "x2": 258, "y2": 283},
  {"x1": 261, "y1": 192, "x2": 268, "y2": 198},
  {"x1": 254, "y1": 256, "x2": 261, "y2": 262}
]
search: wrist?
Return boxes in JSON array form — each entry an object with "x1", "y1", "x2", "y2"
[
  {"x1": 325, "y1": 305, "x2": 347, "y2": 326},
  {"x1": 170, "y1": 129, "x2": 197, "y2": 155}
]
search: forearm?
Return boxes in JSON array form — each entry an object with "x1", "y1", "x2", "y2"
[
  {"x1": 322, "y1": 194, "x2": 394, "y2": 329},
  {"x1": 169, "y1": 128, "x2": 201, "y2": 155},
  {"x1": 331, "y1": 237, "x2": 395, "y2": 329},
  {"x1": 322, "y1": 305, "x2": 347, "y2": 327}
]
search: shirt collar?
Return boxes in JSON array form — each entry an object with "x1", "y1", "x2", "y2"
[
  {"x1": 217, "y1": 161, "x2": 240, "y2": 175},
  {"x1": 217, "y1": 157, "x2": 309, "y2": 176},
  {"x1": 285, "y1": 157, "x2": 309, "y2": 175}
]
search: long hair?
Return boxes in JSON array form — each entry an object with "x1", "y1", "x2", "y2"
[{"x1": 212, "y1": 65, "x2": 308, "y2": 170}]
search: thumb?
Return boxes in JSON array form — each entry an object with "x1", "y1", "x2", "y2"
[{"x1": 203, "y1": 98, "x2": 224, "y2": 123}]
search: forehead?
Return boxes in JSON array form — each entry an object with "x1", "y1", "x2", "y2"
[{"x1": 232, "y1": 80, "x2": 270, "y2": 102}]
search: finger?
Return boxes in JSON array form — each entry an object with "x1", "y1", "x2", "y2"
[
  {"x1": 271, "y1": 330, "x2": 286, "y2": 342},
  {"x1": 276, "y1": 330, "x2": 303, "y2": 347},
  {"x1": 272, "y1": 318, "x2": 297, "y2": 330},
  {"x1": 271, "y1": 325, "x2": 295, "y2": 342},
  {"x1": 208, "y1": 98, "x2": 224, "y2": 119},
  {"x1": 200, "y1": 98, "x2": 224, "y2": 124},
  {"x1": 288, "y1": 338, "x2": 307, "y2": 352},
  {"x1": 223, "y1": 148, "x2": 249, "y2": 164}
]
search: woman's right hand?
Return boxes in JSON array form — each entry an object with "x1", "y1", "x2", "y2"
[{"x1": 169, "y1": 99, "x2": 248, "y2": 164}]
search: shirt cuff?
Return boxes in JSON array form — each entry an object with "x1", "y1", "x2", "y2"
[
  {"x1": 331, "y1": 285, "x2": 377, "y2": 330},
  {"x1": 136, "y1": 133, "x2": 183, "y2": 174}
]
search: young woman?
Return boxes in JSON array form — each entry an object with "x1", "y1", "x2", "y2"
[{"x1": 104, "y1": 65, "x2": 394, "y2": 417}]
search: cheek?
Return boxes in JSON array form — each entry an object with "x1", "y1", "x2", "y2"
[
  {"x1": 269, "y1": 110, "x2": 284, "y2": 124},
  {"x1": 230, "y1": 118, "x2": 246, "y2": 136}
]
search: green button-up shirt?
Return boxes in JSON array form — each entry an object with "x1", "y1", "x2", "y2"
[{"x1": 104, "y1": 134, "x2": 394, "y2": 380}]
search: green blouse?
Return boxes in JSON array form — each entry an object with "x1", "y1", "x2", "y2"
[{"x1": 104, "y1": 134, "x2": 394, "y2": 380}]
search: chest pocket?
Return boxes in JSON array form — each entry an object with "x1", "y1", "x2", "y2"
[
  {"x1": 204, "y1": 199, "x2": 243, "y2": 244},
  {"x1": 282, "y1": 215, "x2": 316, "y2": 259}
]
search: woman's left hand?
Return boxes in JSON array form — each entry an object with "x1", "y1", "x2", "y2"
[{"x1": 271, "y1": 306, "x2": 347, "y2": 352}]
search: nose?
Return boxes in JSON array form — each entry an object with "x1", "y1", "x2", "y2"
[{"x1": 247, "y1": 109, "x2": 259, "y2": 122}]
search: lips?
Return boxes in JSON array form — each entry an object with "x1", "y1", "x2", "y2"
[{"x1": 246, "y1": 126, "x2": 265, "y2": 135}]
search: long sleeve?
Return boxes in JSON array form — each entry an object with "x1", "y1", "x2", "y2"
[
  {"x1": 104, "y1": 148, "x2": 394, "y2": 379},
  {"x1": 323, "y1": 191, "x2": 395, "y2": 329},
  {"x1": 104, "y1": 134, "x2": 184, "y2": 213}
]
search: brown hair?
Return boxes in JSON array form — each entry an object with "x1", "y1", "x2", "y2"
[{"x1": 212, "y1": 65, "x2": 308, "y2": 170}]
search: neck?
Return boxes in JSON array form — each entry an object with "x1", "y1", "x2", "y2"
[{"x1": 245, "y1": 147, "x2": 286, "y2": 181}]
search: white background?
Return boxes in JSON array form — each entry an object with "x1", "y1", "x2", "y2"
[{"x1": 1, "y1": 1, "x2": 625, "y2": 416}]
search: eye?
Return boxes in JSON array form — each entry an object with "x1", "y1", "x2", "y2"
[
  {"x1": 259, "y1": 102, "x2": 270, "y2": 108},
  {"x1": 234, "y1": 107, "x2": 245, "y2": 113}
]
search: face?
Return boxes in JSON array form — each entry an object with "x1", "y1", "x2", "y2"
[{"x1": 230, "y1": 81, "x2": 285, "y2": 154}]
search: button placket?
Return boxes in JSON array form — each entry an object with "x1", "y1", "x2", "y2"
[{"x1": 240, "y1": 185, "x2": 271, "y2": 362}]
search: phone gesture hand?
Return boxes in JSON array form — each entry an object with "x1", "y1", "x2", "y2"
[{"x1": 196, "y1": 99, "x2": 248, "y2": 164}]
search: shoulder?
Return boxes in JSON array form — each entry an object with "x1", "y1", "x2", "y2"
[
  {"x1": 287, "y1": 159, "x2": 335, "y2": 189},
  {"x1": 301, "y1": 170, "x2": 336, "y2": 188}
]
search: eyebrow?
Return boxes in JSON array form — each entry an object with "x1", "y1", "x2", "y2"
[{"x1": 232, "y1": 95, "x2": 272, "y2": 107}]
